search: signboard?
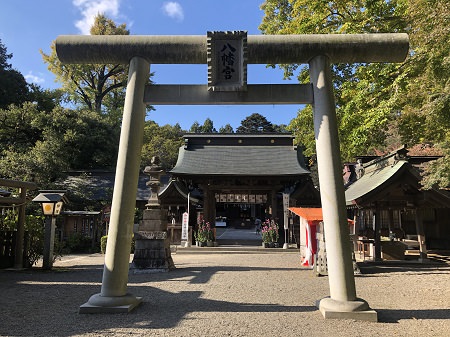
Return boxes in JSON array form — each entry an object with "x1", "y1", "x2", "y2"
[
  {"x1": 212, "y1": 193, "x2": 267, "y2": 204},
  {"x1": 283, "y1": 193, "x2": 290, "y2": 230},
  {"x1": 207, "y1": 31, "x2": 247, "y2": 92},
  {"x1": 181, "y1": 212, "x2": 189, "y2": 240}
]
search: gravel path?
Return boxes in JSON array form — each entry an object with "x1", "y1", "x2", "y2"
[{"x1": 0, "y1": 251, "x2": 449, "y2": 337}]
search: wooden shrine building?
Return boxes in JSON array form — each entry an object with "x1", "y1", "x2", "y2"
[
  {"x1": 345, "y1": 146, "x2": 450, "y2": 261},
  {"x1": 169, "y1": 133, "x2": 319, "y2": 232}
]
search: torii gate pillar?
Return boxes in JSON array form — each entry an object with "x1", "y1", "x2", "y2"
[
  {"x1": 309, "y1": 55, "x2": 376, "y2": 320},
  {"x1": 79, "y1": 57, "x2": 149, "y2": 313}
]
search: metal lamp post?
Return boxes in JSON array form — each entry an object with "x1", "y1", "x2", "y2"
[{"x1": 32, "y1": 190, "x2": 67, "y2": 270}]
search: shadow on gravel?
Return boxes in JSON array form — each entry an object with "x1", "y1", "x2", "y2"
[
  {"x1": 357, "y1": 262, "x2": 450, "y2": 276},
  {"x1": 377, "y1": 308, "x2": 450, "y2": 323},
  {"x1": 0, "y1": 263, "x2": 317, "y2": 336},
  {"x1": 130, "y1": 264, "x2": 306, "y2": 284}
]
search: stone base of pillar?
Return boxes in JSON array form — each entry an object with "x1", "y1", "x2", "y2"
[
  {"x1": 79, "y1": 293, "x2": 142, "y2": 313},
  {"x1": 316, "y1": 297, "x2": 377, "y2": 322},
  {"x1": 131, "y1": 208, "x2": 175, "y2": 273},
  {"x1": 131, "y1": 233, "x2": 175, "y2": 273}
]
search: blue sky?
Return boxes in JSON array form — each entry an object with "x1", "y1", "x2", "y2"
[{"x1": 0, "y1": 0, "x2": 302, "y2": 131}]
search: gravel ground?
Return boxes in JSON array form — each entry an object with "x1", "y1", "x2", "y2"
[{"x1": 0, "y1": 251, "x2": 449, "y2": 337}]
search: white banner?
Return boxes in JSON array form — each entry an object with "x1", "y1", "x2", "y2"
[
  {"x1": 181, "y1": 212, "x2": 189, "y2": 240},
  {"x1": 283, "y1": 193, "x2": 289, "y2": 230}
]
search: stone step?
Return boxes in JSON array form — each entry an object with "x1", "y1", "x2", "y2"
[{"x1": 173, "y1": 245, "x2": 299, "y2": 254}]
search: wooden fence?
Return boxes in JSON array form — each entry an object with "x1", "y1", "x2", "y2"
[{"x1": 0, "y1": 231, "x2": 29, "y2": 268}]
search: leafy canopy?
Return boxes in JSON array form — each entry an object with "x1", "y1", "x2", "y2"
[{"x1": 260, "y1": 0, "x2": 409, "y2": 160}]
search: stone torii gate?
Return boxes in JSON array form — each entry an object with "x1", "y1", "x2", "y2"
[{"x1": 56, "y1": 32, "x2": 408, "y2": 320}]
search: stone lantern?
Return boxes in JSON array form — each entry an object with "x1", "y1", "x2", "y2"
[{"x1": 131, "y1": 157, "x2": 175, "y2": 272}]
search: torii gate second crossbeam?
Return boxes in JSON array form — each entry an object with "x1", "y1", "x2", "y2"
[{"x1": 56, "y1": 32, "x2": 408, "y2": 321}]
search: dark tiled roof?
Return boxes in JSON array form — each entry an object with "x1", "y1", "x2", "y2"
[
  {"x1": 159, "y1": 179, "x2": 201, "y2": 205},
  {"x1": 62, "y1": 172, "x2": 167, "y2": 201},
  {"x1": 170, "y1": 134, "x2": 309, "y2": 176},
  {"x1": 345, "y1": 153, "x2": 450, "y2": 208},
  {"x1": 345, "y1": 161, "x2": 408, "y2": 205}
]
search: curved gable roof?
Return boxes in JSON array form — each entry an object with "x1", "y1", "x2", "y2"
[{"x1": 345, "y1": 160, "x2": 409, "y2": 205}]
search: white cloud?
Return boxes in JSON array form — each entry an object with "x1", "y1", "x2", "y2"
[
  {"x1": 162, "y1": 1, "x2": 184, "y2": 21},
  {"x1": 72, "y1": 0, "x2": 120, "y2": 35},
  {"x1": 24, "y1": 71, "x2": 45, "y2": 85}
]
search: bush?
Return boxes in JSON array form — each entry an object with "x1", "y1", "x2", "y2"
[
  {"x1": 100, "y1": 235, "x2": 108, "y2": 254},
  {"x1": 64, "y1": 232, "x2": 92, "y2": 253},
  {"x1": 100, "y1": 234, "x2": 135, "y2": 254},
  {"x1": 24, "y1": 215, "x2": 45, "y2": 266}
]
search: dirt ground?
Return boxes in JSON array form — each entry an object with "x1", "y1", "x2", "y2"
[{"x1": 0, "y1": 251, "x2": 449, "y2": 337}]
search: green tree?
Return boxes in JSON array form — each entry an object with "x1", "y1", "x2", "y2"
[
  {"x1": 188, "y1": 118, "x2": 217, "y2": 133},
  {"x1": 41, "y1": 14, "x2": 148, "y2": 122},
  {"x1": 0, "y1": 39, "x2": 30, "y2": 109},
  {"x1": 201, "y1": 118, "x2": 216, "y2": 133},
  {"x1": 0, "y1": 105, "x2": 119, "y2": 185},
  {"x1": 236, "y1": 113, "x2": 275, "y2": 133},
  {"x1": 399, "y1": 0, "x2": 450, "y2": 187},
  {"x1": 259, "y1": 0, "x2": 409, "y2": 160},
  {"x1": 0, "y1": 102, "x2": 43, "y2": 154},
  {"x1": 286, "y1": 105, "x2": 316, "y2": 157},
  {"x1": 189, "y1": 121, "x2": 201, "y2": 133},
  {"x1": 0, "y1": 39, "x2": 11, "y2": 69},
  {"x1": 141, "y1": 121, "x2": 184, "y2": 171},
  {"x1": 219, "y1": 124, "x2": 234, "y2": 133}
]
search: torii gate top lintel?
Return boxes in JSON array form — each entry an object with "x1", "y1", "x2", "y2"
[{"x1": 56, "y1": 33, "x2": 409, "y2": 65}]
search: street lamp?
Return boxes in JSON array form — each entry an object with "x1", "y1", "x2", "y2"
[{"x1": 32, "y1": 190, "x2": 68, "y2": 270}]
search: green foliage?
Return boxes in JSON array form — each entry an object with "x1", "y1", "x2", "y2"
[
  {"x1": 41, "y1": 14, "x2": 153, "y2": 120},
  {"x1": 259, "y1": 0, "x2": 450, "y2": 185},
  {"x1": 100, "y1": 235, "x2": 135, "y2": 254},
  {"x1": 287, "y1": 106, "x2": 315, "y2": 157},
  {"x1": 194, "y1": 220, "x2": 213, "y2": 243},
  {"x1": 0, "y1": 39, "x2": 30, "y2": 109},
  {"x1": 0, "y1": 39, "x2": 12, "y2": 69},
  {"x1": 0, "y1": 69, "x2": 29, "y2": 109},
  {"x1": 0, "y1": 104, "x2": 119, "y2": 185},
  {"x1": 236, "y1": 113, "x2": 275, "y2": 133},
  {"x1": 0, "y1": 208, "x2": 18, "y2": 230},
  {"x1": 63, "y1": 232, "x2": 92, "y2": 253},
  {"x1": 260, "y1": 0, "x2": 410, "y2": 161},
  {"x1": 141, "y1": 121, "x2": 184, "y2": 171},
  {"x1": 219, "y1": 124, "x2": 234, "y2": 133},
  {"x1": 188, "y1": 118, "x2": 220, "y2": 133},
  {"x1": 101, "y1": 235, "x2": 108, "y2": 254},
  {"x1": 0, "y1": 210, "x2": 45, "y2": 267},
  {"x1": 189, "y1": 121, "x2": 201, "y2": 133},
  {"x1": 201, "y1": 118, "x2": 216, "y2": 133},
  {"x1": 24, "y1": 215, "x2": 45, "y2": 266},
  {"x1": 261, "y1": 219, "x2": 279, "y2": 243},
  {"x1": 421, "y1": 136, "x2": 450, "y2": 189},
  {"x1": 39, "y1": 107, "x2": 120, "y2": 170}
]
